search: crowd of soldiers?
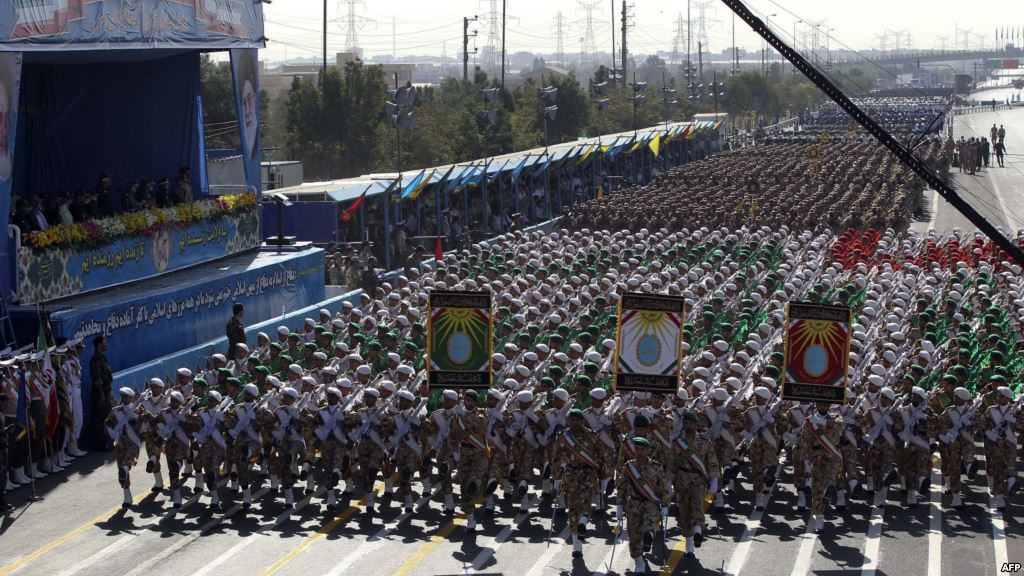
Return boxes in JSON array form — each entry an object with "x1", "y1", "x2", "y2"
[
  {"x1": 569, "y1": 137, "x2": 949, "y2": 235},
  {"x1": 43, "y1": 222, "x2": 1017, "y2": 574}
]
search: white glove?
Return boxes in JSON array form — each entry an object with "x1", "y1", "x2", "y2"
[
  {"x1": 660, "y1": 506, "x2": 669, "y2": 517},
  {"x1": 709, "y1": 477, "x2": 719, "y2": 494}
]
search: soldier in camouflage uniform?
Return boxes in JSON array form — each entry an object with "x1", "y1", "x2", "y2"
[
  {"x1": 157, "y1": 391, "x2": 198, "y2": 509},
  {"x1": 975, "y1": 385, "x2": 1018, "y2": 509},
  {"x1": 449, "y1": 390, "x2": 489, "y2": 531},
  {"x1": 670, "y1": 411, "x2": 720, "y2": 559},
  {"x1": 105, "y1": 387, "x2": 142, "y2": 508},
  {"x1": 797, "y1": 401, "x2": 842, "y2": 533},
  {"x1": 938, "y1": 387, "x2": 976, "y2": 509},
  {"x1": 138, "y1": 378, "x2": 169, "y2": 493},
  {"x1": 739, "y1": 386, "x2": 780, "y2": 510},
  {"x1": 194, "y1": 390, "x2": 230, "y2": 510},
  {"x1": 893, "y1": 386, "x2": 937, "y2": 507},
  {"x1": 225, "y1": 384, "x2": 263, "y2": 510},
  {"x1": 551, "y1": 408, "x2": 604, "y2": 557},
  {"x1": 615, "y1": 437, "x2": 670, "y2": 575}
]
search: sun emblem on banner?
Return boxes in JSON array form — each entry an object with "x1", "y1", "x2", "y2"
[
  {"x1": 433, "y1": 307, "x2": 488, "y2": 368},
  {"x1": 788, "y1": 319, "x2": 847, "y2": 384},
  {"x1": 631, "y1": 311, "x2": 673, "y2": 367}
]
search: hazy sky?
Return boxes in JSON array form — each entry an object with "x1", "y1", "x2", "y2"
[{"x1": 260, "y1": 0, "x2": 1024, "y2": 63}]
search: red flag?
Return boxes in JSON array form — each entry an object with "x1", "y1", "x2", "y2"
[
  {"x1": 340, "y1": 189, "x2": 367, "y2": 222},
  {"x1": 434, "y1": 236, "x2": 443, "y2": 261}
]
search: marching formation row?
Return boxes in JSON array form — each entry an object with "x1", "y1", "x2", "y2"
[{"x1": 92, "y1": 223, "x2": 1022, "y2": 574}]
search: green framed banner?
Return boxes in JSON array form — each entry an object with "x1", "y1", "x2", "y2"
[
  {"x1": 427, "y1": 290, "x2": 493, "y2": 389},
  {"x1": 613, "y1": 292, "x2": 686, "y2": 393},
  {"x1": 781, "y1": 302, "x2": 853, "y2": 404}
]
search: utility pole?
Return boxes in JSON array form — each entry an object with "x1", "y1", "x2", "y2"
[
  {"x1": 322, "y1": 0, "x2": 327, "y2": 80},
  {"x1": 463, "y1": 15, "x2": 478, "y2": 82},
  {"x1": 611, "y1": 0, "x2": 617, "y2": 86},
  {"x1": 501, "y1": 0, "x2": 506, "y2": 91},
  {"x1": 621, "y1": 0, "x2": 630, "y2": 90}
]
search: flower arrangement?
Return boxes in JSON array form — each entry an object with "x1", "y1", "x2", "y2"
[{"x1": 23, "y1": 192, "x2": 259, "y2": 250}]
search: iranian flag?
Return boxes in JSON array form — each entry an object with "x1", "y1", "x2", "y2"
[{"x1": 37, "y1": 313, "x2": 59, "y2": 438}]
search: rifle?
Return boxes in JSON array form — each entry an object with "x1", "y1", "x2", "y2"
[
  {"x1": 539, "y1": 398, "x2": 576, "y2": 446},
  {"x1": 940, "y1": 398, "x2": 984, "y2": 444},
  {"x1": 387, "y1": 397, "x2": 429, "y2": 459},
  {"x1": 737, "y1": 397, "x2": 783, "y2": 451}
]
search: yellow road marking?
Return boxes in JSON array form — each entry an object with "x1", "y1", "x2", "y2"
[
  {"x1": 658, "y1": 536, "x2": 689, "y2": 575},
  {"x1": 258, "y1": 483, "x2": 384, "y2": 576},
  {"x1": 391, "y1": 497, "x2": 483, "y2": 576},
  {"x1": 0, "y1": 492, "x2": 148, "y2": 576}
]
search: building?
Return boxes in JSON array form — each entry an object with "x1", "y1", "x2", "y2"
[{"x1": 516, "y1": 64, "x2": 570, "y2": 86}]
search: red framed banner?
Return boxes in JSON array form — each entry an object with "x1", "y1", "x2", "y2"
[
  {"x1": 781, "y1": 302, "x2": 852, "y2": 404},
  {"x1": 613, "y1": 292, "x2": 686, "y2": 393},
  {"x1": 427, "y1": 290, "x2": 493, "y2": 390}
]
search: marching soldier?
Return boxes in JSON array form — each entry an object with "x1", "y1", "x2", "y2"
[
  {"x1": 157, "y1": 391, "x2": 197, "y2": 509},
  {"x1": 938, "y1": 387, "x2": 977, "y2": 509},
  {"x1": 138, "y1": 378, "x2": 170, "y2": 493},
  {"x1": 615, "y1": 437, "x2": 670, "y2": 575},
  {"x1": 976, "y1": 385, "x2": 1019, "y2": 509},
  {"x1": 483, "y1": 389, "x2": 512, "y2": 512},
  {"x1": 781, "y1": 400, "x2": 812, "y2": 510},
  {"x1": 739, "y1": 386, "x2": 780, "y2": 510},
  {"x1": 859, "y1": 387, "x2": 898, "y2": 499},
  {"x1": 449, "y1": 390, "x2": 489, "y2": 531},
  {"x1": 268, "y1": 387, "x2": 306, "y2": 509},
  {"x1": 383, "y1": 389, "x2": 426, "y2": 513},
  {"x1": 551, "y1": 408, "x2": 604, "y2": 557},
  {"x1": 314, "y1": 386, "x2": 350, "y2": 512},
  {"x1": 506, "y1": 390, "x2": 546, "y2": 511},
  {"x1": 349, "y1": 387, "x2": 387, "y2": 511},
  {"x1": 670, "y1": 411, "x2": 720, "y2": 559},
  {"x1": 797, "y1": 401, "x2": 842, "y2": 533},
  {"x1": 194, "y1": 390, "x2": 230, "y2": 510},
  {"x1": 105, "y1": 387, "x2": 142, "y2": 508},
  {"x1": 225, "y1": 384, "x2": 263, "y2": 509},
  {"x1": 894, "y1": 386, "x2": 937, "y2": 507}
]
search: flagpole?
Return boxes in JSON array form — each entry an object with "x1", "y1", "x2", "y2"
[{"x1": 21, "y1": 367, "x2": 43, "y2": 502}]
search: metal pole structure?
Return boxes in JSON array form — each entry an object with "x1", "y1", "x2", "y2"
[
  {"x1": 501, "y1": 0, "x2": 507, "y2": 91},
  {"x1": 322, "y1": 0, "x2": 327, "y2": 80},
  {"x1": 611, "y1": 0, "x2": 617, "y2": 85},
  {"x1": 621, "y1": 0, "x2": 627, "y2": 89},
  {"x1": 722, "y1": 0, "x2": 1024, "y2": 267},
  {"x1": 464, "y1": 17, "x2": 470, "y2": 82},
  {"x1": 394, "y1": 73, "x2": 401, "y2": 176}
]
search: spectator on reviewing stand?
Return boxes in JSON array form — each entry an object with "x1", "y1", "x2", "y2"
[{"x1": 173, "y1": 167, "x2": 193, "y2": 205}]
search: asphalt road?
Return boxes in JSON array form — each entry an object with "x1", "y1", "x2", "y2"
[
  {"x1": 912, "y1": 105, "x2": 1024, "y2": 236},
  {"x1": 1, "y1": 447, "x2": 1020, "y2": 576}
]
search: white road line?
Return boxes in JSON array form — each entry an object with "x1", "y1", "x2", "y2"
[
  {"x1": 991, "y1": 508, "x2": 1008, "y2": 571},
  {"x1": 522, "y1": 527, "x2": 571, "y2": 576},
  {"x1": 927, "y1": 188, "x2": 940, "y2": 229},
  {"x1": 927, "y1": 460, "x2": 942, "y2": 576},
  {"x1": 60, "y1": 482, "x2": 220, "y2": 576},
  {"x1": 467, "y1": 495, "x2": 540, "y2": 572},
  {"x1": 324, "y1": 485, "x2": 442, "y2": 576},
  {"x1": 725, "y1": 464, "x2": 783, "y2": 576},
  {"x1": 121, "y1": 486, "x2": 272, "y2": 576},
  {"x1": 859, "y1": 487, "x2": 888, "y2": 576},
  {"x1": 789, "y1": 520, "x2": 817, "y2": 576},
  {"x1": 590, "y1": 530, "x2": 625, "y2": 576},
  {"x1": 190, "y1": 487, "x2": 326, "y2": 576},
  {"x1": 985, "y1": 172, "x2": 1015, "y2": 230}
]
